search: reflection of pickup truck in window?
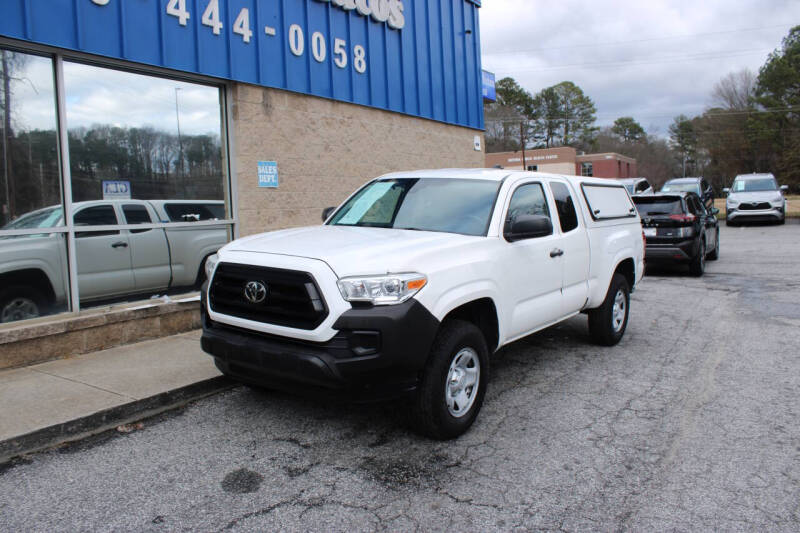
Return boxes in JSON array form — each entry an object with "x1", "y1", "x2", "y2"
[
  {"x1": 0, "y1": 200, "x2": 227, "y2": 323},
  {"x1": 201, "y1": 169, "x2": 645, "y2": 439}
]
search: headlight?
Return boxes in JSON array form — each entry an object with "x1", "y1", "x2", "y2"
[
  {"x1": 337, "y1": 273, "x2": 427, "y2": 305},
  {"x1": 726, "y1": 198, "x2": 738, "y2": 206},
  {"x1": 772, "y1": 195, "x2": 784, "y2": 203},
  {"x1": 204, "y1": 253, "x2": 219, "y2": 280}
]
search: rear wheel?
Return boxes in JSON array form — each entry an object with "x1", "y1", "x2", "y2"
[
  {"x1": 689, "y1": 239, "x2": 706, "y2": 276},
  {"x1": 707, "y1": 229, "x2": 720, "y2": 260},
  {"x1": 411, "y1": 319, "x2": 488, "y2": 440},
  {"x1": 587, "y1": 273, "x2": 630, "y2": 346}
]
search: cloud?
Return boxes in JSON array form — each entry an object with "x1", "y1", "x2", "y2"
[
  {"x1": 479, "y1": 0, "x2": 800, "y2": 134},
  {"x1": 7, "y1": 54, "x2": 221, "y2": 137}
]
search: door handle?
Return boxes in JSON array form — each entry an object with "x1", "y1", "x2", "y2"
[
  {"x1": 550, "y1": 248, "x2": 564, "y2": 258},
  {"x1": 111, "y1": 241, "x2": 128, "y2": 248}
]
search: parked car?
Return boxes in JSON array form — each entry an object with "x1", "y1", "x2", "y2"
[
  {"x1": 201, "y1": 169, "x2": 645, "y2": 439},
  {"x1": 633, "y1": 192, "x2": 719, "y2": 276},
  {"x1": 661, "y1": 177, "x2": 714, "y2": 207},
  {"x1": 723, "y1": 173, "x2": 788, "y2": 225},
  {"x1": 618, "y1": 177, "x2": 654, "y2": 195},
  {"x1": 0, "y1": 199, "x2": 227, "y2": 323}
]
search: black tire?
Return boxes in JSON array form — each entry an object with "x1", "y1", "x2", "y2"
[
  {"x1": 707, "y1": 229, "x2": 720, "y2": 260},
  {"x1": 410, "y1": 319, "x2": 489, "y2": 440},
  {"x1": 725, "y1": 218, "x2": 736, "y2": 227},
  {"x1": 0, "y1": 285, "x2": 48, "y2": 323},
  {"x1": 689, "y1": 239, "x2": 706, "y2": 276},
  {"x1": 587, "y1": 273, "x2": 630, "y2": 346}
]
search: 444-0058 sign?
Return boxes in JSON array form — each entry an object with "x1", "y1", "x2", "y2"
[{"x1": 315, "y1": 0, "x2": 406, "y2": 30}]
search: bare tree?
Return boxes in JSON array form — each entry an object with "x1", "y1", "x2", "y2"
[{"x1": 711, "y1": 69, "x2": 756, "y2": 110}]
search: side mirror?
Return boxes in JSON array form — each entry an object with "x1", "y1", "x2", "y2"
[
  {"x1": 504, "y1": 214, "x2": 552, "y2": 242},
  {"x1": 321, "y1": 206, "x2": 336, "y2": 222},
  {"x1": 723, "y1": 187, "x2": 730, "y2": 194},
  {"x1": 711, "y1": 207, "x2": 720, "y2": 216},
  {"x1": 780, "y1": 185, "x2": 789, "y2": 192}
]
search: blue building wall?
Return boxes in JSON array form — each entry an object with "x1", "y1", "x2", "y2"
[{"x1": 0, "y1": 0, "x2": 484, "y2": 129}]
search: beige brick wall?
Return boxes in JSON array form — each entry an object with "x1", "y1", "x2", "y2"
[{"x1": 231, "y1": 84, "x2": 485, "y2": 237}]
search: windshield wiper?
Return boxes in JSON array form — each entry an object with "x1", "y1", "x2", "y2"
[{"x1": 396, "y1": 227, "x2": 428, "y2": 232}]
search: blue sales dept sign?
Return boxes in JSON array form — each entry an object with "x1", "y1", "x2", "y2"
[
  {"x1": 0, "y1": 0, "x2": 484, "y2": 130},
  {"x1": 258, "y1": 161, "x2": 279, "y2": 188}
]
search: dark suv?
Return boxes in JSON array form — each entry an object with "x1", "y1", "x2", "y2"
[
  {"x1": 633, "y1": 192, "x2": 720, "y2": 276},
  {"x1": 661, "y1": 177, "x2": 714, "y2": 208}
]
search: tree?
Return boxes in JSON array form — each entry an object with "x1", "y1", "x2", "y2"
[
  {"x1": 611, "y1": 117, "x2": 645, "y2": 142},
  {"x1": 753, "y1": 25, "x2": 800, "y2": 187},
  {"x1": 527, "y1": 81, "x2": 597, "y2": 148},
  {"x1": 712, "y1": 69, "x2": 756, "y2": 110},
  {"x1": 483, "y1": 77, "x2": 535, "y2": 152},
  {"x1": 669, "y1": 114, "x2": 700, "y2": 176}
]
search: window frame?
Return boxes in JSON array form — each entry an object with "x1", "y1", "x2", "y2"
[
  {"x1": 0, "y1": 37, "x2": 237, "y2": 319},
  {"x1": 503, "y1": 181, "x2": 554, "y2": 241}
]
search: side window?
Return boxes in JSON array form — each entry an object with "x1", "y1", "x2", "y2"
[
  {"x1": 123, "y1": 204, "x2": 153, "y2": 234},
  {"x1": 637, "y1": 181, "x2": 649, "y2": 193},
  {"x1": 164, "y1": 203, "x2": 222, "y2": 222},
  {"x1": 74, "y1": 205, "x2": 119, "y2": 238},
  {"x1": 549, "y1": 182, "x2": 579, "y2": 233},
  {"x1": 506, "y1": 183, "x2": 552, "y2": 238}
]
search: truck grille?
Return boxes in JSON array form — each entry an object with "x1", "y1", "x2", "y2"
[
  {"x1": 209, "y1": 263, "x2": 328, "y2": 330},
  {"x1": 739, "y1": 202, "x2": 771, "y2": 210}
]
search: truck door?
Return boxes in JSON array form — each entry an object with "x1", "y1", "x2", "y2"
[
  {"x1": 500, "y1": 181, "x2": 564, "y2": 339},
  {"x1": 549, "y1": 180, "x2": 590, "y2": 314},
  {"x1": 74, "y1": 204, "x2": 135, "y2": 300},
  {"x1": 121, "y1": 203, "x2": 171, "y2": 292}
]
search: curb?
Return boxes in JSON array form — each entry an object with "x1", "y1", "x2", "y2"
[{"x1": 0, "y1": 376, "x2": 235, "y2": 465}]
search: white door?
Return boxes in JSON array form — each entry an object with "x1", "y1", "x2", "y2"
[
  {"x1": 121, "y1": 203, "x2": 171, "y2": 292},
  {"x1": 549, "y1": 180, "x2": 590, "y2": 314},
  {"x1": 74, "y1": 204, "x2": 135, "y2": 300},
  {"x1": 499, "y1": 182, "x2": 565, "y2": 339}
]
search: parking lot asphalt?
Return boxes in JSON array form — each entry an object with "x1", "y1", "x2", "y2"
[{"x1": 1, "y1": 222, "x2": 799, "y2": 532}]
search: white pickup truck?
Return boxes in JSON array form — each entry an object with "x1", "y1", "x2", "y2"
[
  {"x1": 201, "y1": 169, "x2": 645, "y2": 439},
  {"x1": 0, "y1": 200, "x2": 227, "y2": 322}
]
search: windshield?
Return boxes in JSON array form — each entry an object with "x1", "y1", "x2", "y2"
[
  {"x1": 661, "y1": 181, "x2": 699, "y2": 194},
  {"x1": 633, "y1": 197, "x2": 683, "y2": 216},
  {"x1": 329, "y1": 178, "x2": 500, "y2": 236},
  {"x1": 623, "y1": 184, "x2": 635, "y2": 193},
  {"x1": 2, "y1": 206, "x2": 63, "y2": 230},
  {"x1": 732, "y1": 178, "x2": 777, "y2": 192}
]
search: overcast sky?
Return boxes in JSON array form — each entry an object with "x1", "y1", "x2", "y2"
[{"x1": 479, "y1": 0, "x2": 800, "y2": 136}]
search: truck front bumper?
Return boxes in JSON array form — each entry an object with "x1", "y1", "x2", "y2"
[{"x1": 201, "y1": 294, "x2": 440, "y2": 401}]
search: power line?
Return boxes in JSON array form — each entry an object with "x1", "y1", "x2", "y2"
[
  {"x1": 492, "y1": 48, "x2": 771, "y2": 75},
  {"x1": 483, "y1": 24, "x2": 792, "y2": 55}
]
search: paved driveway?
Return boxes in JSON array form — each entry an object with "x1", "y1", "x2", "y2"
[{"x1": 2, "y1": 222, "x2": 799, "y2": 531}]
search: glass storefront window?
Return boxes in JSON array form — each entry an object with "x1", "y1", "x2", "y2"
[
  {"x1": 0, "y1": 50, "x2": 232, "y2": 324},
  {"x1": 63, "y1": 62, "x2": 230, "y2": 310},
  {"x1": 0, "y1": 49, "x2": 62, "y2": 228},
  {"x1": 63, "y1": 62, "x2": 227, "y2": 208},
  {"x1": 0, "y1": 48, "x2": 70, "y2": 324}
]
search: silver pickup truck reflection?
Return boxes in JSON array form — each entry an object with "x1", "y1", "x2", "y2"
[{"x1": 0, "y1": 200, "x2": 228, "y2": 323}]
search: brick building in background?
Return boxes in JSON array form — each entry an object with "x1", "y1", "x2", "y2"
[{"x1": 486, "y1": 147, "x2": 637, "y2": 178}]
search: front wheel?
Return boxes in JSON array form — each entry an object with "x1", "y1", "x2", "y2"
[
  {"x1": 410, "y1": 319, "x2": 489, "y2": 440},
  {"x1": 0, "y1": 285, "x2": 48, "y2": 323},
  {"x1": 587, "y1": 273, "x2": 630, "y2": 346}
]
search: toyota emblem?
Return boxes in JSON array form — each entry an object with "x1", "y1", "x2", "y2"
[{"x1": 244, "y1": 280, "x2": 268, "y2": 304}]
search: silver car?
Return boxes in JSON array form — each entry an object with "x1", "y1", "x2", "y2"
[{"x1": 724, "y1": 173, "x2": 788, "y2": 225}]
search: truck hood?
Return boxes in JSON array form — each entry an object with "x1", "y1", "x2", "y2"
[
  {"x1": 224, "y1": 225, "x2": 485, "y2": 277},
  {"x1": 728, "y1": 191, "x2": 782, "y2": 203}
]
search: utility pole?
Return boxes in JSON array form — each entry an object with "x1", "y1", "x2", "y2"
[
  {"x1": 174, "y1": 87, "x2": 183, "y2": 188},
  {"x1": 520, "y1": 121, "x2": 527, "y2": 171}
]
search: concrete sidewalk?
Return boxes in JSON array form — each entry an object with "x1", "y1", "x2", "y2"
[{"x1": 0, "y1": 330, "x2": 231, "y2": 463}]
